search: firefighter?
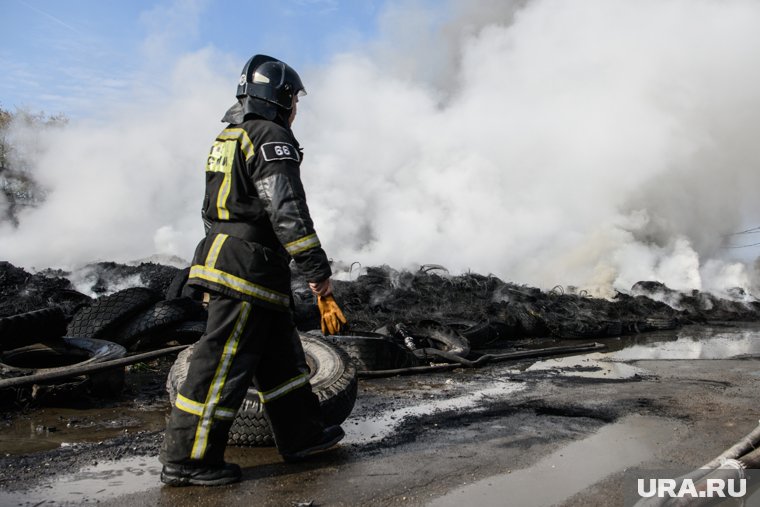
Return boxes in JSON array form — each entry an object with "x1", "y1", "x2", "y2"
[{"x1": 160, "y1": 54, "x2": 347, "y2": 487}]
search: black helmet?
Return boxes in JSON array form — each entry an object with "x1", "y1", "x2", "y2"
[{"x1": 222, "y1": 54, "x2": 306, "y2": 124}]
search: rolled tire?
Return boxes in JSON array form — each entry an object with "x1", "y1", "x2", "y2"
[
  {"x1": 0, "y1": 307, "x2": 68, "y2": 351},
  {"x1": 167, "y1": 333, "x2": 357, "y2": 447},
  {"x1": 0, "y1": 337, "x2": 127, "y2": 397},
  {"x1": 67, "y1": 287, "x2": 162, "y2": 343},
  {"x1": 111, "y1": 298, "x2": 206, "y2": 350},
  {"x1": 319, "y1": 331, "x2": 419, "y2": 371}
]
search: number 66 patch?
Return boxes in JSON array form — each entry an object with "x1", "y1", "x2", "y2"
[{"x1": 261, "y1": 142, "x2": 300, "y2": 162}]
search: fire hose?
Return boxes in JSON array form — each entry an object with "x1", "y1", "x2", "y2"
[
  {"x1": 0, "y1": 344, "x2": 189, "y2": 390},
  {"x1": 358, "y1": 342, "x2": 607, "y2": 378}
]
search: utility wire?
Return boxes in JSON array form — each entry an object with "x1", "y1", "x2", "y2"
[
  {"x1": 726, "y1": 225, "x2": 760, "y2": 236},
  {"x1": 723, "y1": 241, "x2": 760, "y2": 249}
]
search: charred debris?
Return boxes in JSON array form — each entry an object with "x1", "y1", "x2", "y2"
[{"x1": 2, "y1": 260, "x2": 759, "y2": 340}]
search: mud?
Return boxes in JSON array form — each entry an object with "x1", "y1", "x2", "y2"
[
  {"x1": 0, "y1": 324, "x2": 758, "y2": 506},
  {"x1": 2, "y1": 261, "x2": 760, "y2": 505}
]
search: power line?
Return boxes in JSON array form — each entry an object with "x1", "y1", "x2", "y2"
[
  {"x1": 727, "y1": 226, "x2": 760, "y2": 236},
  {"x1": 723, "y1": 241, "x2": 760, "y2": 249}
]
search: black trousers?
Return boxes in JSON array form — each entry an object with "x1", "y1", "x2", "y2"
[{"x1": 160, "y1": 292, "x2": 324, "y2": 466}]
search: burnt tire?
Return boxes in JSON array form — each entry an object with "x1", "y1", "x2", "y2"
[
  {"x1": 319, "y1": 331, "x2": 419, "y2": 371},
  {"x1": 0, "y1": 307, "x2": 68, "y2": 351},
  {"x1": 0, "y1": 337, "x2": 127, "y2": 397},
  {"x1": 411, "y1": 321, "x2": 471, "y2": 358},
  {"x1": 167, "y1": 333, "x2": 357, "y2": 447},
  {"x1": 445, "y1": 320, "x2": 497, "y2": 349},
  {"x1": 67, "y1": 287, "x2": 162, "y2": 344},
  {"x1": 163, "y1": 320, "x2": 207, "y2": 345},
  {"x1": 111, "y1": 298, "x2": 206, "y2": 350}
]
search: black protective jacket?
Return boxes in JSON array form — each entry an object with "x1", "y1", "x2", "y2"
[{"x1": 187, "y1": 117, "x2": 332, "y2": 311}]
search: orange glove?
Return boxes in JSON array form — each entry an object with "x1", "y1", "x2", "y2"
[{"x1": 317, "y1": 295, "x2": 347, "y2": 335}]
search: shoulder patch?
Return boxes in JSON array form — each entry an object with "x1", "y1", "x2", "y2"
[{"x1": 261, "y1": 142, "x2": 300, "y2": 162}]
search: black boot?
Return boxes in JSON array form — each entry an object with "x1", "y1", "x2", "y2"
[
  {"x1": 160, "y1": 462, "x2": 242, "y2": 487},
  {"x1": 280, "y1": 425, "x2": 345, "y2": 463}
]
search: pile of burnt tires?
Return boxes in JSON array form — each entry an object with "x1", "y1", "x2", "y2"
[
  {"x1": 0, "y1": 304, "x2": 127, "y2": 402},
  {"x1": 0, "y1": 273, "x2": 208, "y2": 403}
]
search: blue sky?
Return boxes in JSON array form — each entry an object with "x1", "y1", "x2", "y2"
[{"x1": 0, "y1": 0, "x2": 383, "y2": 117}]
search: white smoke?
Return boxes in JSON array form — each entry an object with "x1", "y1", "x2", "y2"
[
  {"x1": 0, "y1": 48, "x2": 233, "y2": 269},
  {"x1": 3, "y1": 0, "x2": 760, "y2": 297}
]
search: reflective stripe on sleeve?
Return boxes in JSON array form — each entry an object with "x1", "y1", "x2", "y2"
[
  {"x1": 218, "y1": 128, "x2": 255, "y2": 161},
  {"x1": 284, "y1": 233, "x2": 321, "y2": 256},
  {"x1": 189, "y1": 265, "x2": 290, "y2": 307},
  {"x1": 257, "y1": 372, "x2": 309, "y2": 404}
]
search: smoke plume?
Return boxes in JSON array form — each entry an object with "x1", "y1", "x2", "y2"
[{"x1": 3, "y1": 0, "x2": 760, "y2": 297}]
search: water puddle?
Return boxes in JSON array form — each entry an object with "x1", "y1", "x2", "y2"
[
  {"x1": 0, "y1": 455, "x2": 162, "y2": 506},
  {"x1": 345, "y1": 381, "x2": 526, "y2": 444},
  {"x1": 430, "y1": 414, "x2": 684, "y2": 507},
  {"x1": 525, "y1": 324, "x2": 760, "y2": 379},
  {"x1": 0, "y1": 407, "x2": 167, "y2": 456},
  {"x1": 608, "y1": 325, "x2": 760, "y2": 360},
  {"x1": 525, "y1": 355, "x2": 647, "y2": 379}
]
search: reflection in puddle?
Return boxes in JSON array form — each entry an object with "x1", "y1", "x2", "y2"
[
  {"x1": 430, "y1": 415, "x2": 684, "y2": 507},
  {"x1": 0, "y1": 407, "x2": 167, "y2": 456},
  {"x1": 345, "y1": 381, "x2": 526, "y2": 444},
  {"x1": 527, "y1": 324, "x2": 760, "y2": 379},
  {"x1": 609, "y1": 327, "x2": 760, "y2": 360},
  {"x1": 0, "y1": 455, "x2": 162, "y2": 506}
]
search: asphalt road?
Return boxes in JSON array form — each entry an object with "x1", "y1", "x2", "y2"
[{"x1": 2, "y1": 324, "x2": 760, "y2": 507}]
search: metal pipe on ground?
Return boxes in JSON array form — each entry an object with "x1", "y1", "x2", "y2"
[
  {"x1": 358, "y1": 342, "x2": 606, "y2": 378},
  {"x1": 0, "y1": 344, "x2": 189, "y2": 390},
  {"x1": 634, "y1": 421, "x2": 760, "y2": 507}
]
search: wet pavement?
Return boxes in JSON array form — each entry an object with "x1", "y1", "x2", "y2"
[{"x1": 1, "y1": 323, "x2": 760, "y2": 506}]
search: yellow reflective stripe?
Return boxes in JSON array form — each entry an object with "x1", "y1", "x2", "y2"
[
  {"x1": 176, "y1": 393, "x2": 204, "y2": 417},
  {"x1": 204, "y1": 234, "x2": 228, "y2": 268},
  {"x1": 190, "y1": 301, "x2": 251, "y2": 460},
  {"x1": 257, "y1": 372, "x2": 309, "y2": 404},
  {"x1": 205, "y1": 136, "x2": 237, "y2": 220},
  {"x1": 217, "y1": 173, "x2": 232, "y2": 220},
  {"x1": 215, "y1": 407, "x2": 237, "y2": 420},
  {"x1": 284, "y1": 233, "x2": 321, "y2": 256},
  {"x1": 176, "y1": 394, "x2": 236, "y2": 421},
  {"x1": 188, "y1": 265, "x2": 290, "y2": 307},
  {"x1": 218, "y1": 128, "x2": 255, "y2": 161}
]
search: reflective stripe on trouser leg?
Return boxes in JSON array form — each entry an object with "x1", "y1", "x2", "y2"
[
  {"x1": 190, "y1": 300, "x2": 251, "y2": 460},
  {"x1": 253, "y1": 324, "x2": 325, "y2": 453},
  {"x1": 257, "y1": 372, "x2": 310, "y2": 404}
]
